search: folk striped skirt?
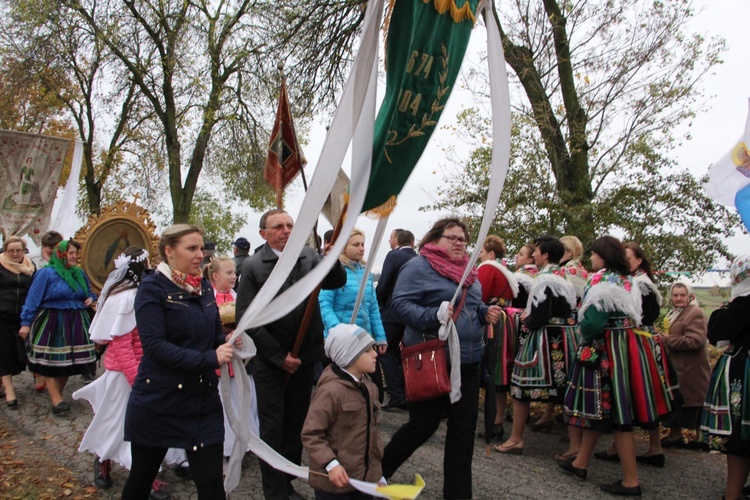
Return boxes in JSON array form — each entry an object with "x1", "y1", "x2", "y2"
[
  {"x1": 565, "y1": 318, "x2": 669, "y2": 431},
  {"x1": 511, "y1": 321, "x2": 578, "y2": 403},
  {"x1": 700, "y1": 349, "x2": 750, "y2": 457},
  {"x1": 27, "y1": 308, "x2": 96, "y2": 377}
]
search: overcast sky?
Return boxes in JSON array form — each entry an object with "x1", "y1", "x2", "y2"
[{"x1": 235, "y1": 0, "x2": 749, "y2": 277}]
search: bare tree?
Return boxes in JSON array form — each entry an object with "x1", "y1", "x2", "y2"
[{"x1": 60, "y1": 0, "x2": 277, "y2": 222}]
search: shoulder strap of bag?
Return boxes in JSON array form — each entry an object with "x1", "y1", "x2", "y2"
[{"x1": 452, "y1": 288, "x2": 468, "y2": 323}]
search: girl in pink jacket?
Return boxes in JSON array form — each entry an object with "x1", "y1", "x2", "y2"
[{"x1": 73, "y1": 247, "x2": 170, "y2": 499}]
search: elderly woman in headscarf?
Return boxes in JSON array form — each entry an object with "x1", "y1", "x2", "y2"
[
  {"x1": 701, "y1": 255, "x2": 750, "y2": 500},
  {"x1": 19, "y1": 240, "x2": 97, "y2": 415},
  {"x1": 660, "y1": 281, "x2": 710, "y2": 448}
]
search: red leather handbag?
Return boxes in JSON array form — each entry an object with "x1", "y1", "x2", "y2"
[
  {"x1": 402, "y1": 337, "x2": 451, "y2": 402},
  {"x1": 401, "y1": 290, "x2": 467, "y2": 403}
]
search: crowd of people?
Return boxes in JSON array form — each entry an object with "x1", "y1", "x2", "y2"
[{"x1": 1, "y1": 217, "x2": 749, "y2": 500}]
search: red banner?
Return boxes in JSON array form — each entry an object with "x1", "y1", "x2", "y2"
[{"x1": 264, "y1": 79, "x2": 305, "y2": 207}]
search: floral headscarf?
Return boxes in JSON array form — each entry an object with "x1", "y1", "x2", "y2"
[
  {"x1": 730, "y1": 254, "x2": 750, "y2": 299},
  {"x1": 49, "y1": 240, "x2": 89, "y2": 294}
]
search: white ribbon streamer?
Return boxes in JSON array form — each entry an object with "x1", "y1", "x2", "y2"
[
  {"x1": 441, "y1": 0, "x2": 513, "y2": 404},
  {"x1": 50, "y1": 140, "x2": 83, "y2": 237},
  {"x1": 223, "y1": 0, "x2": 512, "y2": 492},
  {"x1": 223, "y1": 0, "x2": 382, "y2": 492}
]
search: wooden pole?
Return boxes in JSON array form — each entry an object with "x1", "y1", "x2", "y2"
[{"x1": 286, "y1": 199, "x2": 348, "y2": 384}]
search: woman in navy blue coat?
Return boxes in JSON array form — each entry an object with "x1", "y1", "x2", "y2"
[{"x1": 122, "y1": 225, "x2": 235, "y2": 499}]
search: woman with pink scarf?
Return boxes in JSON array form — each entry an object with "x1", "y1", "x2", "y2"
[{"x1": 381, "y1": 218, "x2": 502, "y2": 499}]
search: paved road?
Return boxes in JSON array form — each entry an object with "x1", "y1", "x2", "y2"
[{"x1": 0, "y1": 369, "x2": 726, "y2": 499}]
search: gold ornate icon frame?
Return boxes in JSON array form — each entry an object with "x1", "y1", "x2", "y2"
[{"x1": 74, "y1": 199, "x2": 159, "y2": 294}]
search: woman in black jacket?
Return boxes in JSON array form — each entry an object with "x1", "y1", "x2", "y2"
[
  {"x1": 0, "y1": 236, "x2": 35, "y2": 406},
  {"x1": 701, "y1": 255, "x2": 750, "y2": 500},
  {"x1": 122, "y1": 225, "x2": 236, "y2": 499}
]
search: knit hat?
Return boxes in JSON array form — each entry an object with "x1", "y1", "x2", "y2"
[
  {"x1": 325, "y1": 324, "x2": 375, "y2": 368},
  {"x1": 730, "y1": 254, "x2": 750, "y2": 299}
]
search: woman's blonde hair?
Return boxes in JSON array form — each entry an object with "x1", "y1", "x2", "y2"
[
  {"x1": 203, "y1": 257, "x2": 234, "y2": 283},
  {"x1": 560, "y1": 235, "x2": 584, "y2": 261},
  {"x1": 483, "y1": 235, "x2": 506, "y2": 259},
  {"x1": 340, "y1": 228, "x2": 366, "y2": 266},
  {"x1": 2, "y1": 235, "x2": 27, "y2": 252}
]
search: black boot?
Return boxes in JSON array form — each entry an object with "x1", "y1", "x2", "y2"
[{"x1": 93, "y1": 457, "x2": 113, "y2": 489}]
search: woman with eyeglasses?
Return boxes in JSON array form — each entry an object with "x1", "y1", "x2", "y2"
[
  {"x1": 19, "y1": 240, "x2": 97, "y2": 414},
  {"x1": 381, "y1": 218, "x2": 502, "y2": 499},
  {"x1": 0, "y1": 236, "x2": 36, "y2": 407}
]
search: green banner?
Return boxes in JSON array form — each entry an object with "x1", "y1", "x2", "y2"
[{"x1": 364, "y1": 0, "x2": 478, "y2": 213}]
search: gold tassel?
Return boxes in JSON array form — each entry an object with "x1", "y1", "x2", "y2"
[
  {"x1": 428, "y1": 0, "x2": 476, "y2": 24},
  {"x1": 364, "y1": 195, "x2": 398, "y2": 219},
  {"x1": 383, "y1": 0, "x2": 397, "y2": 71}
]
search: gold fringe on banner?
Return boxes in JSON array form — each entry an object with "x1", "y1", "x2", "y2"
[
  {"x1": 426, "y1": 0, "x2": 476, "y2": 23},
  {"x1": 365, "y1": 195, "x2": 398, "y2": 218},
  {"x1": 383, "y1": 0, "x2": 397, "y2": 71}
]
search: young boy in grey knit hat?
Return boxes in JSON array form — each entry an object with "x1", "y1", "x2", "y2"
[{"x1": 302, "y1": 324, "x2": 384, "y2": 499}]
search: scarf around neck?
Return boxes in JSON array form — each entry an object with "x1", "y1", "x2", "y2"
[
  {"x1": 157, "y1": 261, "x2": 203, "y2": 295},
  {"x1": 49, "y1": 240, "x2": 89, "y2": 294},
  {"x1": 0, "y1": 250, "x2": 35, "y2": 276},
  {"x1": 420, "y1": 242, "x2": 477, "y2": 287}
]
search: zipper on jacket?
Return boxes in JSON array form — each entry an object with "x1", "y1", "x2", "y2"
[
  {"x1": 332, "y1": 364, "x2": 373, "y2": 480},
  {"x1": 461, "y1": 307, "x2": 478, "y2": 363},
  {"x1": 16, "y1": 274, "x2": 21, "y2": 312},
  {"x1": 357, "y1": 382, "x2": 371, "y2": 479}
]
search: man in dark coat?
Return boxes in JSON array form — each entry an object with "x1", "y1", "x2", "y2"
[
  {"x1": 232, "y1": 237, "x2": 251, "y2": 291},
  {"x1": 236, "y1": 209, "x2": 346, "y2": 500},
  {"x1": 376, "y1": 229, "x2": 417, "y2": 410}
]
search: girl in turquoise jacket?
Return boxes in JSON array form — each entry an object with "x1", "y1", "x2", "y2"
[{"x1": 319, "y1": 229, "x2": 387, "y2": 349}]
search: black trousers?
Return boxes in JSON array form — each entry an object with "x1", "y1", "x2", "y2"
[
  {"x1": 254, "y1": 355, "x2": 315, "y2": 500},
  {"x1": 379, "y1": 322, "x2": 405, "y2": 403},
  {"x1": 382, "y1": 363, "x2": 480, "y2": 500},
  {"x1": 121, "y1": 442, "x2": 224, "y2": 499}
]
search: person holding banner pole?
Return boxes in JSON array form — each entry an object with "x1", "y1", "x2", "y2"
[{"x1": 236, "y1": 209, "x2": 346, "y2": 500}]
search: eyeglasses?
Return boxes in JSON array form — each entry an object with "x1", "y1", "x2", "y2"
[
  {"x1": 441, "y1": 235, "x2": 467, "y2": 244},
  {"x1": 5, "y1": 249, "x2": 24, "y2": 254},
  {"x1": 265, "y1": 223, "x2": 294, "y2": 231}
]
